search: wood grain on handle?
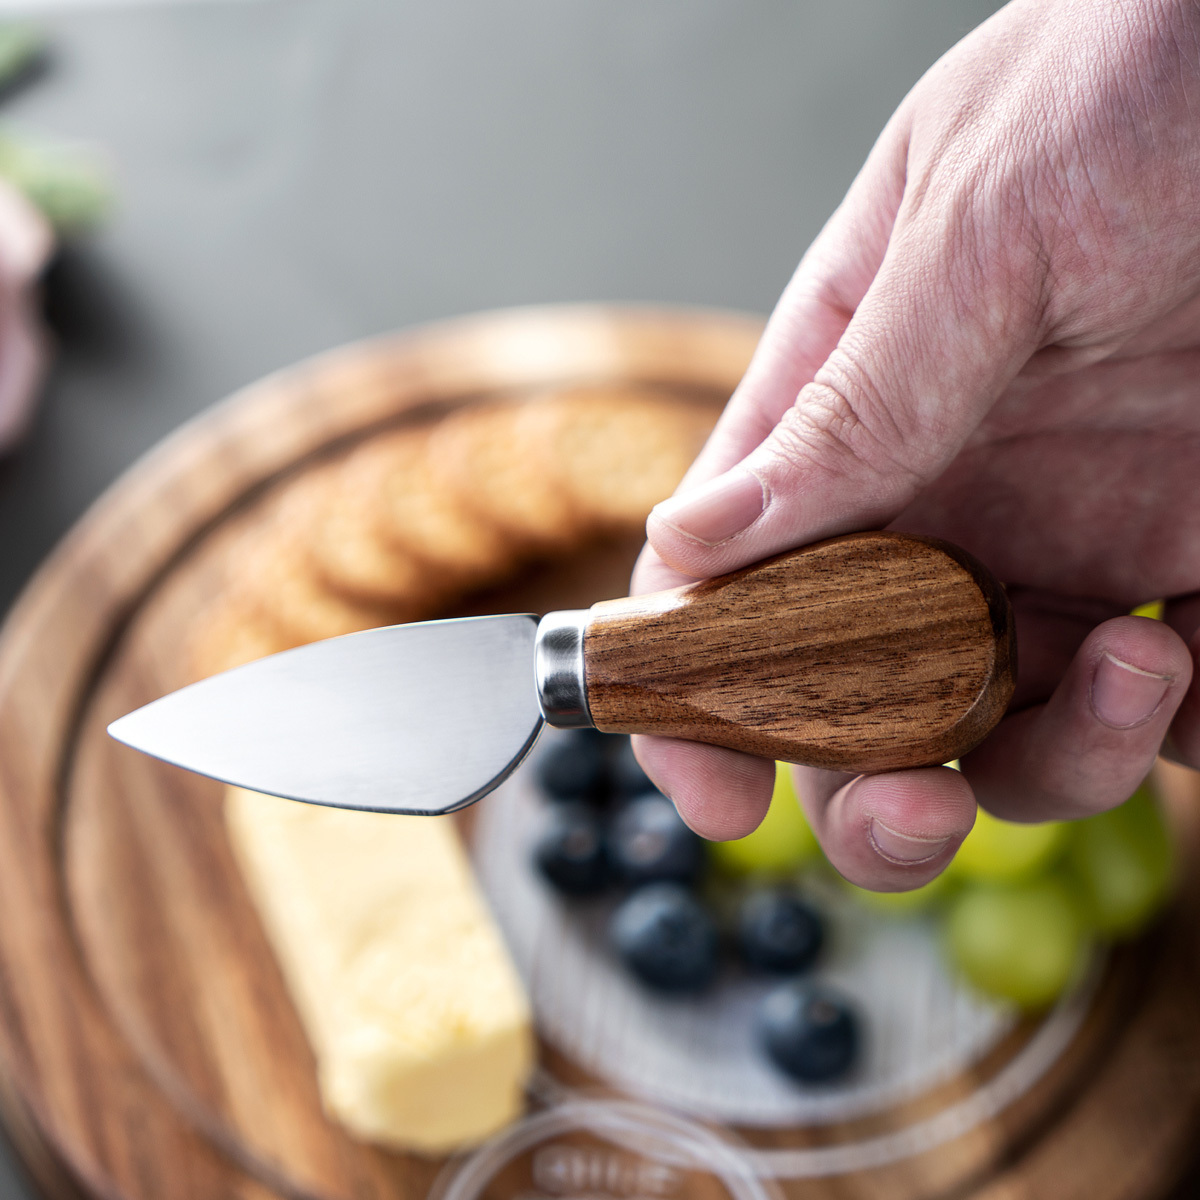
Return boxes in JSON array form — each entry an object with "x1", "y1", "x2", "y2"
[{"x1": 583, "y1": 531, "x2": 1016, "y2": 771}]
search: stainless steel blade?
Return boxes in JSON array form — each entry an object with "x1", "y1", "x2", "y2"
[{"x1": 107, "y1": 614, "x2": 543, "y2": 815}]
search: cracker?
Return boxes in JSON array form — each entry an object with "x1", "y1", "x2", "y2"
[
  {"x1": 427, "y1": 399, "x2": 579, "y2": 552},
  {"x1": 539, "y1": 386, "x2": 719, "y2": 531},
  {"x1": 187, "y1": 597, "x2": 292, "y2": 682},
  {"x1": 225, "y1": 477, "x2": 404, "y2": 645},
  {"x1": 189, "y1": 387, "x2": 717, "y2": 676},
  {"x1": 242, "y1": 536, "x2": 400, "y2": 644},
  {"x1": 366, "y1": 426, "x2": 518, "y2": 593},
  {"x1": 303, "y1": 454, "x2": 432, "y2": 607}
]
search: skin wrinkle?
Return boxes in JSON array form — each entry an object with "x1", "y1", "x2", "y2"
[
  {"x1": 766, "y1": 391, "x2": 879, "y2": 484},
  {"x1": 800, "y1": 335, "x2": 946, "y2": 485},
  {"x1": 840, "y1": 228, "x2": 994, "y2": 417},
  {"x1": 969, "y1": 360, "x2": 1200, "y2": 446},
  {"x1": 958, "y1": 186, "x2": 1045, "y2": 343},
  {"x1": 899, "y1": 103, "x2": 1054, "y2": 358},
  {"x1": 1167, "y1": 11, "x2": 1200, "y2": 125},
  {"x1": 1117, "y1": 0, "x2": 1200, "y2": 135},
  {"x1": 991, "y1": 5, "x2": 1200, "y2": 343},
  {"x1": 1042, "y1": 71, "x2": 1200, "y2": 338}
]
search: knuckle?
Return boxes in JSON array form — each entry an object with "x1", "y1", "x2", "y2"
[{"x1": 766, "y1": 367, "x2": 930, "y2": 494}]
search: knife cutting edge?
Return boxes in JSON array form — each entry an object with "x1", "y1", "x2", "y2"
[{"x1": 108, "y1": 531, "x2": 1016, "y2": 816}]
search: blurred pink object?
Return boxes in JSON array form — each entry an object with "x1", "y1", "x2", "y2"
[{"x1": 0, "y1": 177, "x2": 52, "y2": 454}]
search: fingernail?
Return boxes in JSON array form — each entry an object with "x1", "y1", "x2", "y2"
[
  {"x1": 651, "y1": 469, "x2": 766, "y2": 546},
  {"x1": 1091, "y1": 653, "x2": 1172, "y2": 729},
  {"x1": 868, "y1": 818, "x2": 953, "y2": 865}
]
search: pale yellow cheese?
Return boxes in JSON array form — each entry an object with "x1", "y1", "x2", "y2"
[{"x1": 224, "y1": 786, "x2": 534, "y2": 1154}]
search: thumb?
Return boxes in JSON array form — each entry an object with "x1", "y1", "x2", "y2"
[{"x1": 647, "y1": 209, "x2": 1047, "y2": 578}]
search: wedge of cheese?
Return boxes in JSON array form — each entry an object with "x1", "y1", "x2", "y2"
[{"x1": 225, "y1": 786, "x2": 534, "y2": 1154}]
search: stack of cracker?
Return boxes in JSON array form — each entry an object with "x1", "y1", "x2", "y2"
[{"x1": 191, "y1": 384, "x2": 717, "y2": 675}]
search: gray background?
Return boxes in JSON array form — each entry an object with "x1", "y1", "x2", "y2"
[{"x1": 13, "y1": 0, "x2": 1191, "y2": 1196}]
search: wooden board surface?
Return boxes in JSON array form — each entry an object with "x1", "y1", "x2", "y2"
[{"x1": 0, "y1": 306, "x2": 1199, "y2": 1200}]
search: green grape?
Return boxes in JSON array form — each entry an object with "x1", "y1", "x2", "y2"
[
  {"x1": 842, "y1": 868, "x2": 956, "y2": 915},
  {"x1": 710, "y1": 762, "x2": 819, "y2": 877},
  {"x1": 945, "y1": 877, "x2": 1089, "y2": 1009},
  {"x1": 946, "y1": 806, "x2": 1068, "y2": 883},
  {"x1": 1066, "y1": 782, "x2": 1174, "y2": 939}
]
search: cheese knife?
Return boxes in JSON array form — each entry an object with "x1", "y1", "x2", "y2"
[{"x1": 108, "y1": 531, "x2": 1015, "y2": 816}]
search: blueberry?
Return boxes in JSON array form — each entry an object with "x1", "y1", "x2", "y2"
[
  {"x1": 611, "y1": 738, "x2": 654, "y2": 800},
  {"x1": 533, "y1": 802, "x2": 612, "y2": 896},
  {"x1": 737, "y1": 889, "x2": 824, "y2": 975},
  {"x1": 610, "y1": 883, "x2": 719, "y2": 993},
  {"x1": 536, "y1": 731, "x2": 612, "y2": 804},
  {"x1": 757, "y1": 982, "x2": 859, "y2": 1083},
  {"x1": 608, "y1": 792, "x2": 706, "y2": 886}
]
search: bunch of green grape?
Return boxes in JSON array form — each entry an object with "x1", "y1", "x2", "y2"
[{"x1": 711, "y1": 763, "x2": 1175, "y2": 1010}]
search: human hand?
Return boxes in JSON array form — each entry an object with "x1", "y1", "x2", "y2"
[
  {"x1": 0, "y1": 177, "x2": 51, "y2": 453},
  {"x1": 632, "y1": 0, "x2": 1200, "y2": 891}
]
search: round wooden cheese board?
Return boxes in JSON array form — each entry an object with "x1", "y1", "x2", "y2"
[{"x1": 0, "y1": 306, "x2": 1199, "y2": 1200}]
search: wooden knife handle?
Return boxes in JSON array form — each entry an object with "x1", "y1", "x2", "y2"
[{"x1": 582, "y1": 531, "x2": 1015, "y2": 772}]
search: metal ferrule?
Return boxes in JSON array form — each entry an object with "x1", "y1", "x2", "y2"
[{"x1": 534, "y1": 609, "x2": 592, "y2": 728}]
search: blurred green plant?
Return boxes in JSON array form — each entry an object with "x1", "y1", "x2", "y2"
[
  {"x1": 0, "y1": 22, "x2": 113, "y2": 235},
  {"x1": 0, "y1": 131, "x2": 112, "y2": 234},
  {"x1": 0, "y1": 23, "x2": 43, "y2": 86}
]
